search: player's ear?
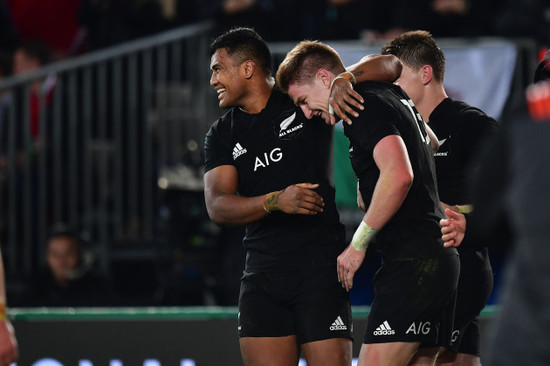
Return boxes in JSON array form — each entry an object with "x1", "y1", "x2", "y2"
[
  {"x1": 317, "y1": 68, "x2": 331, "y2": 87},
  {"x1": 421, "y1": 65, "x2": 433, "y2": 85},
  {"x1": 242, "y1": 60, "x2": 256, "y2": 79}
]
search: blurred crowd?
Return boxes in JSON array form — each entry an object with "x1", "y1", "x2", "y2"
[{"x1": 0, "y1": 0, "x2": 549, "y2": 66}]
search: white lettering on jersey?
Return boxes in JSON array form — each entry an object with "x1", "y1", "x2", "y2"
[
  {"x1": 400, "y1": 99, "x2": 430, "y2": 145},
  {"x1": 254, "y1": 148, "x2": 283, "y2": 171},
  {"x1": 405, "y1": 321, "x2": 431, "y2": 335}
]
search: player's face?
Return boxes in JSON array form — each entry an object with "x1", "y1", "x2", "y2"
[
  {"x1": 394, "y1": 64, "x2": 423, "y2": 104},
  {"x1": 288, "y1": 78, "x2": 331, "y2": 124},
  {"x1": 210, "y1": 48, "x2": 247, "y2": 109}
]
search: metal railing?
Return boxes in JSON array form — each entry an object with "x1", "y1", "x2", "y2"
[{"x1": 0, "y1": 21, "x2": 218, "y2": 280}]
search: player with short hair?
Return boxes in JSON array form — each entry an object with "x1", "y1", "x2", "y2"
[
  {"x1": 203, "y1": 27, "x2": 401, "y2": 366},
  {"x1": 276, "y1": 40, "x2": 460, "y2": 366},
  {"x1": 380, "y1": 30, "x2": 499, "y2": 365}
]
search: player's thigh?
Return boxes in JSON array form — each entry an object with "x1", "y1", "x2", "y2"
[
  {"x1": 408, "y1": 346, "x2": 439, "y2": 366},
  {"x1": 294, "y1": 265, "x2": 352, "y2": 344},
  {"x1": 358, "y1": 341, "x2": 421, "y2": 366},
  {"x1": 240, "y1": 335, "x2": 299, "y2": 366},
  {"x1": 238, "y1": 272, "x2": 295, "y2": 338},
  {"x1": 435, "y1": 351, "x2": 480, "y2": 366},
  {"x1": 301, "y1": 337, "x2": 352, "y2": 366}
]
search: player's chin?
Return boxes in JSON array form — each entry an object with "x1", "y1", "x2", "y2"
[{"x1": 218, "y1": 97, "x2": 231, "y2": 109}]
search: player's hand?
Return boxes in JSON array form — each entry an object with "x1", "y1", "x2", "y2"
[
  {"x1": 337, "y1": 244, "x2": 366, "y2": 291},
  {"x1": 440, "y1": 208, "x2": 466, "y2": 248},
  {"x1": 276, "y1": 183, "x2": 324, "y2": 215},
  {"x1": 440, "y1": 201, "x2": 460, "y2": 213},
  {"x1": 0, "y1": 320, "x2": 18, "y2": 366},
  {"x1": 328, "y1": 77, "x2": 364, "y2": 125}
]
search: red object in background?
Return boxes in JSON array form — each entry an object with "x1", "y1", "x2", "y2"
[
  {"x1": 6, "y1": 0, "x2": 81, "y2": 57},
  {"x1": 527, "y1": 81, "x2": 550, "y2": 122},
  {"x1": 538, "y1": 47, "x2": 549, "y2": 62}
]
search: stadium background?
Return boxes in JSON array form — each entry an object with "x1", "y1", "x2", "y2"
[{"x1": 0, "y1": 1, "x2": 545, "y2": 364}]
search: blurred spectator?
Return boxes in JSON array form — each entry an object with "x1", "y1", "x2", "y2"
[
  {"x1": 198, "y1": 0, "x2": 277, "y2": 41},
  {"x1": 12, "y1": 39, "x2": 55, "y2": 143},
  {"x1": 25, "y1": 224, "x2": 116, "y2": 307},
  {"x1": 325, "y1": 0, "x2": 369, "y2": 40},
  {"x1": 361, "y1": 0, "x2": 504, "y2": 43},
  {"x1": 493, "y1": 0, "x2": 550, "y2": 47},
  {"x1": 78, "y1": 0, "x2": 169, "y2": 51},
  {"x1": 5, "y1": 0, "x2": 81, "y2": 59}
]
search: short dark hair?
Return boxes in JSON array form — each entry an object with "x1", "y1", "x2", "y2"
[
  {"x1": 276, "y1": 40, "x2": 345, "y2": 93},
  {"x1": 210, "y1": 27, "x2": 272, "y2": 77},
  {"x1": 381, "y1": 30, "x2": 446, "y2": 81}
]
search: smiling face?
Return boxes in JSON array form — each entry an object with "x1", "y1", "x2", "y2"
[
  {"x1": 210, "y1": 48, "x2": 247, "y2": 109},
  {"x1": 288, "y1": 77, "x2": 332, "y2": 124}
]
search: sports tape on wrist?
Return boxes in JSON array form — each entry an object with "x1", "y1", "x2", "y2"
[{"x1": 350, "y1": 220, "x2": 377, "y2": 251}]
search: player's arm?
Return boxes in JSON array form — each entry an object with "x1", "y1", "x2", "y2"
[
  {"x1": 361, "y1": 134, "x2": 413, "y2": 228},
  {"x1": 338, "y1": 135, "x2": 413, "y2": 291},
  {"x1": 329, "y1": 55, "x2": 403, "y2": 125},
  {"x1": 0, "y1": 250, "x2": 18, "y2": 366},
  {"x1": 204, "y1": 165, "x2": 325, "y2": 226}
]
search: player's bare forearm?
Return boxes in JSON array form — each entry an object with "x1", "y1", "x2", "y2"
[
  {"x1": 348, "y1": 54, "x2": 402, "y2": 83},
  {"x1": 329, "y1": 55, "x2": 403, "y2": 125}
]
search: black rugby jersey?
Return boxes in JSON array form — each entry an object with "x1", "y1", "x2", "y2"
[
  {"x1": 428, "y1": 98, "x2": 499, "y2": 205},
  {"x1": 429, "y1": 98, "x2": 499, "y2": 251},
  {"x1": 204, "y1": 89, "x2": 345, "y2": 272},
  {"x1": 343, "y1": 81, "x2": 453, "y2": 260}
]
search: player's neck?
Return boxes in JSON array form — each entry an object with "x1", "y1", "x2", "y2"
[
  {"x1": 239, "y1": 77, "x2": 275, "y2": 114},
  {"x1": 421, "y1": 84, "x2": 447, "y2": 123}
]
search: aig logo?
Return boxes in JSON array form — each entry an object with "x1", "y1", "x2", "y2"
[
  {"x1": 405, "y1": 321, "x2": 431, "y2": 335},
  {"x1": 254, "y1": 148, "x2": 282, "y2": 171},
  {"x1": 451, "y1": 330, "x2": 460, "y2": 343}
]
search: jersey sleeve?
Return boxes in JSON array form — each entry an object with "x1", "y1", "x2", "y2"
[
  {"x1": 204, "y1": 119, "x2": 234, "y2": 173},
  {"x1": 348, "y1": 94, "x2": 401, "y2": 152}
]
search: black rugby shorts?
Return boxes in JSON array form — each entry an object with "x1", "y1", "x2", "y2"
[
  {"x1": 238, "y1": 266, "x2": 352, "y2": 344},
  {"x1": 364, "y1": 254, "x2": 460, "y2": 346},
  {"x1": 447, "y1": 248, "x2": 493, "y2": 355}
]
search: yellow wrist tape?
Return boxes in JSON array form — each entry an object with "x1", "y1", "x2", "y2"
[
  {"x1": 458, "y1": 204, "x2": 473, "y2": 214},
  {"x1": 351, "y1": 221, "x2": 377, "y2": 251},
  {"x1": 0, "y1": 302, "x2": 6, "y2": 320},
  {"x1": 263, "y1": 190, "x2": 283, "y2": 213}
]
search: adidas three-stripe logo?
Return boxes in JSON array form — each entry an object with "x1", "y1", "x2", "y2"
[
  {"x1": 232, "y1": 143, "x2": 247, "y2": 160},
  {"x1": 329, "y1": 316, "x2": 347, "y2": 331},
  {"x1": 373, "y1": 320, "x2": 395, "y2": 336}
]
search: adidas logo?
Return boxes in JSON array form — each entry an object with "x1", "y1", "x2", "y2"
[
  {"x1": 373, "y1": 320, "x2": 395, "y2": 336},
  {"x1": 232, "y1": 143, "x2": 247, "y2": 160},
  {"x1": 329, "y1": 316, "x2": 348, "y2": 331}
]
